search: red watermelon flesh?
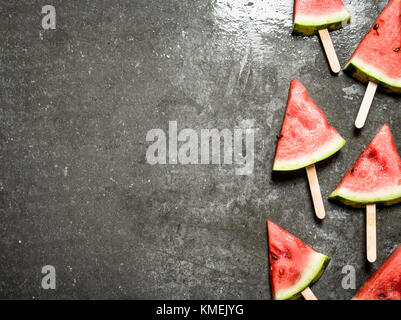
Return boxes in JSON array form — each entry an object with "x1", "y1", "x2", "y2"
[
  {"x1": 355, "y1": 245, "x2": 401, "y2": 300},
  {"x1": 329, "y1": 124, "x2": 401, "y2": 207},
  {"x1": 295, "y1": 0, "x2": 348, "y2": 16},
  {"x1": 273, "y1": 79, "x2": 345, "y2": 171},
  {"x1": 267, "y1": 220, "x2": 330, "y2": 300},
  {"x1": 293, "y1": 0, "x2": 351, "y2": 35},
  {"x1": 344, "y1": 0, "x2": 401, "y2": 93}
]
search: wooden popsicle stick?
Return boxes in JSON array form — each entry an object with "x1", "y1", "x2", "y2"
[
  {"x1": 305, "y1": 164, "x2": 326, "y2": 219},
  {"x1": 355, "y1": 81, "x2": 378, "y2": 129},
  {"x1": 366, "y1": 203, "x2": 377, "y2": 263},
  {"x1": 301, "y1": 287, "x2": 318, "y2": 300},
  {"x1": 318, "y1": 29, "x2": 341, "y2": 74}
]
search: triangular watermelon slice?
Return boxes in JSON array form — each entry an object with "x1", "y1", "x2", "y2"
[
  {"x1": 329, "y1": 124, "x2": 401, "y2": 207},
  {"x1": 273, "y1": 79, "x2": 346, "y2": 171},
  {"x1": 267, "y1": 220, "x2": 330, "y2": 300},
  {"x1": 293, "y1": 0, "x2": 351, "y2": 35},
  {"x1": 354, "y1": 245, "x2": 401, "y2": 300},
  {"x1": 344, "y1": 0, "x2": 401, "y2": 93}
]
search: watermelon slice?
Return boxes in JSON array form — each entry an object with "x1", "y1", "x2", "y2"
[
  {"x1": 293, "y1": 0, "x2": 351, "y2": 36},
  {"x1": 354, "y1": 245, "x2": 401, "y2": 300},
  {"x1": 267, "y1": 220, "x2": 330, "y2": 300},
  {"x1": 273, "y1": 79, "x2": 346, "y2": 171},
  {"x1": 344, "y1": 0, "x2": 401, "y2": 93},
  {"x1": 329, "y1": 124, "x2": 401, "y2": 207}
]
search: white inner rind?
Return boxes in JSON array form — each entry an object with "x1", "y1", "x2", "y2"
[
  {"x1": 273, "y1": 136, "x2": 346, "y2": 171},
  {"x1": 330, "y1": 185, "x2": 401, "y2": 203},
  {"x1": 274, "y1": 253, "x2": 328, "y2": 300},
  {"x1": 294, "y1": 9, "x2": 350, "y2": 26},
  {"x1": 346, "y1": 56, "x2": 401, "y2": 89}
]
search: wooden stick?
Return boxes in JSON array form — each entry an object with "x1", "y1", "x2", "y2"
[
  {"x1": 366, "y1": 203, "x2": 377, "y2": 263},
  {"x1": 355, "y1": 81, "x2": 378, "y2": 129},
  {"x1": 301, "y1": 287, "x2": 318, "y2": 300},
  {"x1": 318, "y1": 29, "x2": 341, "y2": 74},
  {"x1": 305, "y1": 164, "x2": 326, "y2": 219}
]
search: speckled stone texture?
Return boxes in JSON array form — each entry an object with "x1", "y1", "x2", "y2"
[{"x1": 0, "y1": 0, "x2": 400, "y2": 299}]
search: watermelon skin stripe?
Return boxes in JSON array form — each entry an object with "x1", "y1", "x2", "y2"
[
  {"x1": 273, "y1": 135, "x2": 346, "y2": 171},
  {"x1": 274, "y1": 253, "x2": 330, "y2": 300},
  {"x1": 293, "y1": 10, "x2": 351, "y2": 36},
  {"x1": 329, "y1": 186, "x2": 401, "y2": 208},
  {"x1": 344, "y1": 57, "x2": 401, "y2": 94}
]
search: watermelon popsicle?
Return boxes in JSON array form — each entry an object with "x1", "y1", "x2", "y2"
[
  {"x1": 267, "y1": 220, "x2": 330, "y2": 300},
  {"x1": 329, "y1": 124, "x2": 401, "y2": 262},
  {"x1": 273, "y1": 79, "x2": 346, "y2": 220},
  {"x1": 293, "y1": 0, "x2": 351, "y2": 73},
  {"x1": 353, "y1": 245, "x2": 401, "y2": 300},
  {"x1": 344, "y1": 0, "x2": 401, "y2": 129}
]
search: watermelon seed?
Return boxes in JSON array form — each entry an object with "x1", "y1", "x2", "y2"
[
  {"x1": 271, "y1": 253, "x2": 278, "y2": 260},
  {"x1": 394, "y1": 47, "x2": 400, "y2": 52},
  {"x1": 373, "y1": 23, "x2": 379, "y2": 30},
  {"x1": 276, "y1": 134, "x2": 283, "y2": 140},
  {"x1": 379, "y1": 293, "x2": 386, "y2": 299},
  {"x1": 368, "y1": 150, "x2": 377, "y2": 160},
  {"x1": 350, "y1": 168, "x2": 355, "y2": 174}
]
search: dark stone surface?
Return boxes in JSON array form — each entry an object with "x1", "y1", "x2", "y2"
[{"x1": 0, "y1": 0, "x2": 400, "y2": 299}]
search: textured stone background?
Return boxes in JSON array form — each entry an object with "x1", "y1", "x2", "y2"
[{"x1": 0, "y1": 0, "x2": 400, "y2": 299}]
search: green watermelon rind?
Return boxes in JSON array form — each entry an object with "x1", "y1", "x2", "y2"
[
  {"x1": 344, "y1": 57, "x2": 401, "y2": 94},
  {"x1": 274, "y1": 253, "x2": 330, "y2": 300},
  {"x1": 293, "y1": 11, "x2": 351, "y2": 36},
  {"x1": 329, "y1": 186, "x2": 401, "y2": 208},
  {"x1": 273, "y1": 136, "x2": 346, "y2": 171}
]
